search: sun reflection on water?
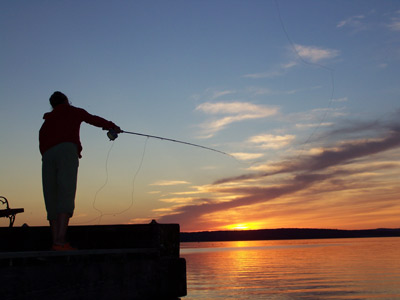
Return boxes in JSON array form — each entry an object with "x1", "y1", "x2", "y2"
[{"x1": 181, "y1": 237, "x2": 400, "y2": 299}]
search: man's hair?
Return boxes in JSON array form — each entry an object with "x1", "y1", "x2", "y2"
[{"x1": 49, "y1": 91, "x2": 68, "y2": 108}]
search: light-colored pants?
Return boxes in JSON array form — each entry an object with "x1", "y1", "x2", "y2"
[{"x1": 42, "y1": 142, "x2": 79, "y2": 220}]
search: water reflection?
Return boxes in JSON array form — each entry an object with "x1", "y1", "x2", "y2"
[{"x1": 181, "y1": 238, "x2": 400, "y2": 299}]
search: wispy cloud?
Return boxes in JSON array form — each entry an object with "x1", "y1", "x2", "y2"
[
  {"x1": 289, "y1": 107, "x2": 347, "y2": 126},
  {"x1": 210, "y1": 89, "x2": 236, "y2": 99},
  {"x1": 388, "y1": 20, "x2": 400, "y2": 31},
  {"x1": 333, "y1": 97, "x2": 348, "y2": 103},
  {"x1": 295, "y1": 122, "x2": 333, "y2": 129},
  {"x1": 294, "y1": 44, "x2": 339, "y2": 63},
  {"x1": 159, "y1": 197, "x2": 196, "y2": 204},
  {"x1": 191, "y1": 88, "x2": 237, "y2": 102},
  {"x1": 196, "y1": 101, "x2": 278, "y2": 138},
  {"x1": 244, "y1": 44, "x2": 338, "y2": 80},
  {"x1": 248, "y1": 134, "x2": 295, "y2": 149},
  {"x1": 387, "y1": 12, "x2": 400, "y2": 31},
  {"x1": 197, "y1": 102, "x2": 268, "y2": 115},
  {"x1": 378, "y1": 63, "x2": 388, "y2": 69},
  {"x1": 231, "y1": 152, "x2": 264, "y2": 161},
  {"x1": 243, "y1": 61, "x2": 297, "y2": 79},
  {"x1": 246, "y1": 87, "x2": 273, "y2": 95},
  {"x1": 282, "y1": 61, "x2": 298, "y2": 69},
  {"x1": 243, "y1": 70, "x2": 285, "y2": 79},
  {"x1": 337, "y1": 15, "x2": 366, "y2": 30},
  {"x1": 246, "y1": 86, "x2": 314, "y2": 96},
  {"x1": 149, "y1": 180, "x2": 190, "y2": 186}
]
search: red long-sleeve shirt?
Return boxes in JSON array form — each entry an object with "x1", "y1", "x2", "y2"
[{"x1": 39, "y1": 103, "x2": 116, "y2": 158}]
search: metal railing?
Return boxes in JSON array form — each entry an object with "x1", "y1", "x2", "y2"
[{"x1": 0, "y1": 196, "x2": 24, "y2": 227}]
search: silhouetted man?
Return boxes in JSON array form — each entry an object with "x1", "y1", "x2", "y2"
[{"x1": 39, "y1": 91, "x2": 121, "y2": 251}]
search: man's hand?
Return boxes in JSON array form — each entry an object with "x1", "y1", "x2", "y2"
[{"x1": 113, "y1": 126, "x2": 122, "y2": 133}]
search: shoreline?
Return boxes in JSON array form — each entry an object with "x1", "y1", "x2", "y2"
[{"x1": 180, "y1": 228, "x2": 400, "y2": 243}]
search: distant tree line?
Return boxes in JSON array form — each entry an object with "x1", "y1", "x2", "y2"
[{"x1": 180, "y1": 228, "x2": 400, "y2": 242}]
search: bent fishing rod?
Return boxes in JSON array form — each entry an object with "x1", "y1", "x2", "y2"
[{"x1": 107, "y1": 129, "x2": 233, "y2": 158}]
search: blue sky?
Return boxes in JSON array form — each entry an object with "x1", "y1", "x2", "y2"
[{"x1": 1, "y1": 0, "x2": 400, "y2": 231}]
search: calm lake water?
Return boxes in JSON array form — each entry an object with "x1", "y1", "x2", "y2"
[{"x1": 180, "y1": 237, "x2": 400, "y2": 299}]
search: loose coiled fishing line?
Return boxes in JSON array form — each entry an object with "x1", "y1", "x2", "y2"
[{"x1": 77, "y1": 136, "x2": 148, "y2": 225}]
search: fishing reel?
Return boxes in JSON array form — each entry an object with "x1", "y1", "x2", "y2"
[{"x1": 107, "y1": 128, "x2": 119, "y2": 141}]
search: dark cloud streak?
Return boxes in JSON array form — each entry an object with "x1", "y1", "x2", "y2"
[
  {"x1": 159, "y1": 172, "x2": 332, "y2": 224},
  {"x1": 215, "y1": 124, "x2": 400, "y2": 185}
]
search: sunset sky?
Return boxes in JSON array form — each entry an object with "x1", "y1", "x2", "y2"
[{"x1": 1, "y1": 0, "x2": 400, "y2": 231}]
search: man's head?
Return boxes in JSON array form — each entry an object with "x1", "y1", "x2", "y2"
[{"x1": 49, "y1": 91, "x2": 69, "y2": 108}]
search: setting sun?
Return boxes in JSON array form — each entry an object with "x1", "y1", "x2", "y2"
[{"x1": 226, "y1": 223, "x2": 259, "y2": 231}]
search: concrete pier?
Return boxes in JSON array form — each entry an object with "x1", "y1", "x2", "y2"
[{"x1": 0, "y1": 223, "x2": 187, "y2": 299}]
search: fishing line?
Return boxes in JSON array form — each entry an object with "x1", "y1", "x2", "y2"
[
  {"x1": 90, "y1": 137, "x2": 148, "y2": 224},
  {"x1": 274, "y1": 0, "x2": 336, "y2": 150},
  {"x1": 73, "y1": 141, "x2": 116, "y2": 225},
  {"x1": 91, "y1": 141, "x2": 115, "y2": 221},
  {"x1": 110, "y1": 137, "x2": 148, "y2": 216}
]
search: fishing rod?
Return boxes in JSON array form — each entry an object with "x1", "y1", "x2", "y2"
[{"x1": 107, "y1": 129, "x2": 233, "y2": 158}]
